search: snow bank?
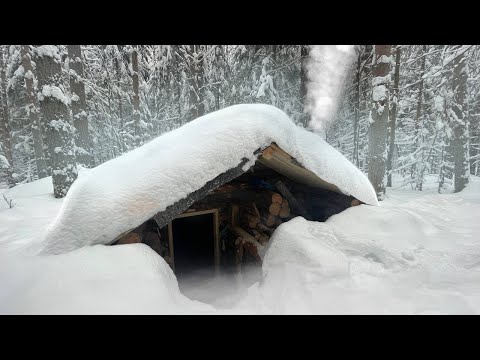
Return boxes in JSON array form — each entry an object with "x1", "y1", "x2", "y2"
[
  {"x1": 0, "y1": 243, "x2": 214, "y2": 314},
  {"x1": 0, "y1": 177, "x2": 62, "y2": 256},
  {"x1": 2, "y1": 174, "x2": 480, "y2": 314},
  {"x1": 41, "y1": 104, "x2": 378, "y2": 255},
  {"x1": 262, "y1": 217, "x2": 349, "y2": 278},
  {"x1": 233, "y1": 185, "x2": 480, "y2": 314}
]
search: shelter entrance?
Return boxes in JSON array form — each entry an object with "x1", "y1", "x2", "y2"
[{"x1": 168, "y1": 209, "x2": 220, "y2": 278}]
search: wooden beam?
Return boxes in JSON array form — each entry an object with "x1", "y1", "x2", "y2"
[
  {"x1": 111, "y1": 229, "x2": 134, "y2": 243},
  {"x1": 213, "y1": 209, "x2": 220, "y2": 276},
  {"x1": 174, "y1": 208, "x2": 218, "y2": 218},
  {"x1": 231, "y1": 204, "x2": 239, "y2": 227},
  {"x1": 259, "y1": 144, "x2": 340, "y2": 193},
  {"x1": 167, "y1": 222, "x2": 175, "y2": 273},
  {"x1": 270, "y1": 142, "x2": 293, "y2": 160}
]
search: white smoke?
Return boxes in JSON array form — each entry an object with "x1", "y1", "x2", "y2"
[{"x1": 305, "y1": 45, "x2": 355, "y2": 132}]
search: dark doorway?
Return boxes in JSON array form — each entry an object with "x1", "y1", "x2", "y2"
[{"x1": 171, "y1": 212, "x2": 216, "y2": 277}]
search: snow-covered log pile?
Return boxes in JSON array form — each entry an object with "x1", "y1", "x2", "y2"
[{"x1": 224, "y1": 178, "x2": 364, "y2": 268}]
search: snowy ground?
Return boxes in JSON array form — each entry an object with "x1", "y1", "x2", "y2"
[{"x1": 1, "y1": 174, "x2": 479, "y2": 314}]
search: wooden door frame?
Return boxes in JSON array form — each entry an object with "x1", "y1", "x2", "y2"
[{"x1": 167, "y1": 209, "x2": 220, "y2": 275}]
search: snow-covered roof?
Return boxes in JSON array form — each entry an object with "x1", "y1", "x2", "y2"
[{"x1": 40, "y1": 104, "x2": 378, "y2": 255}]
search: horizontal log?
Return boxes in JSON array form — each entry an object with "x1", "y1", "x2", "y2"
[
  {"x1": 260, "y1": 144, "x2": 340, "y2": 193},
  {"x1": 351, "y1": 199, "x2": 362, "y2": 206},
  {"x1": 232, "y1": 226, "x2": 265, "y2": 251},
  {"x1": 117, "y1": 232, "x2": 142, "y2": 245}
]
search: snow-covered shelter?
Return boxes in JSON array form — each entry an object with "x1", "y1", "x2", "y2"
[{"x1": 40, "y1": 104, "x2": 378, "y2": 277}]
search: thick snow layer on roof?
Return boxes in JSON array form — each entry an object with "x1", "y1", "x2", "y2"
[{"x1": 41, "y1": 104, "x2": 378, "y2": 255}]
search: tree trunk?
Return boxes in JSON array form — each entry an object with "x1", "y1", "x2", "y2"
[
  {"x1": 131, "y1": 47, "x2": 141, "y2": 147},
  {"x1": 35, "y1": 45, "x2": 77, "y2": 198},
  {"x1": 197, "y1": 46, "x2": 205, "y2": 117},
  {"x1": 368, "y1": 45, "x2": 392, "y2": 200},
  {"x1": 0, "y1": 46, "x2": 16, "y2": 187},
  {"x1": 213, "y1": 45, "x2": 225, "y2": 111},
  {"x1": 451, "y1": 45, "x2": 469, "y2": 192},
  {"x1": 353, "y1": 48, "x2": 362, "y2": 166},
  {"x1": 67, "y1": 45, "x2": 94, "y2": 167},
  {"x1": 186, "y1": 45, "x2": 206, "y2": 121},
  {"x1": 414, "y1": 45, "x2": 427, "y2": 191},
  {"x1": 386, "y1": 45, "x2": 401, "y2": 187},
  {"x1": 21, "y1": 45, "x2": 48, "y2": 179},
  {"x1": 300, "y1": 45, "x2": 310, "y2": 127},
  {"x1": 112, "y1": 49, "x2": 126, "y2": 153},
  {"x1": 188, "y1": 45, "x2": 197, "y2": 121}
]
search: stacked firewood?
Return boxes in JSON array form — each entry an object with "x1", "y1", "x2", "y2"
[
  {"x1": 233, "y1": 189, "x2": 295, "y2": 271},
  {"x1": 244, "y1": 191, "x2": 291, "y2": 243}
]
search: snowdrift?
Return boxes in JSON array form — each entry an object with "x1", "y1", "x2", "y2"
[
  {"x1": 41, "y1": 104, "x2": 378, "y2": 255},
  {"x1": 234, "y1": 189, "x2": 480, "y2": 314},
  {"x1": 1, "y1": 172, "x2": 480, "y2": 314},
  {"x1": 0, "y1": 243, "x2": 214, "y2": 314}
]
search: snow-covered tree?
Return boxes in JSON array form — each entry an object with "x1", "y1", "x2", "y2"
[
  {"x1": 450, "y1": 45, "x2": 470, "y2": 192},
  {"x1": 368, "y1": 45, "x2": 392, "y2": 199},
  {"x1": 34, "y1": 45, "x2": 77, "y2": 198},
  {"x1": 0, "y1": 46, "x2": 16, "y2": 187},
  {"x1": 68, "y1": 45, "x2": 93, "y2": 167},
  {"x1": 21, "y1": 45, "x2": 48, "y2": 179},
  {"x1": 386, "y1": 45, "x2": 401, "y2": 187},
  {"x1": 2, "y1": 44, "x2": 480, "y2": 196}
]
